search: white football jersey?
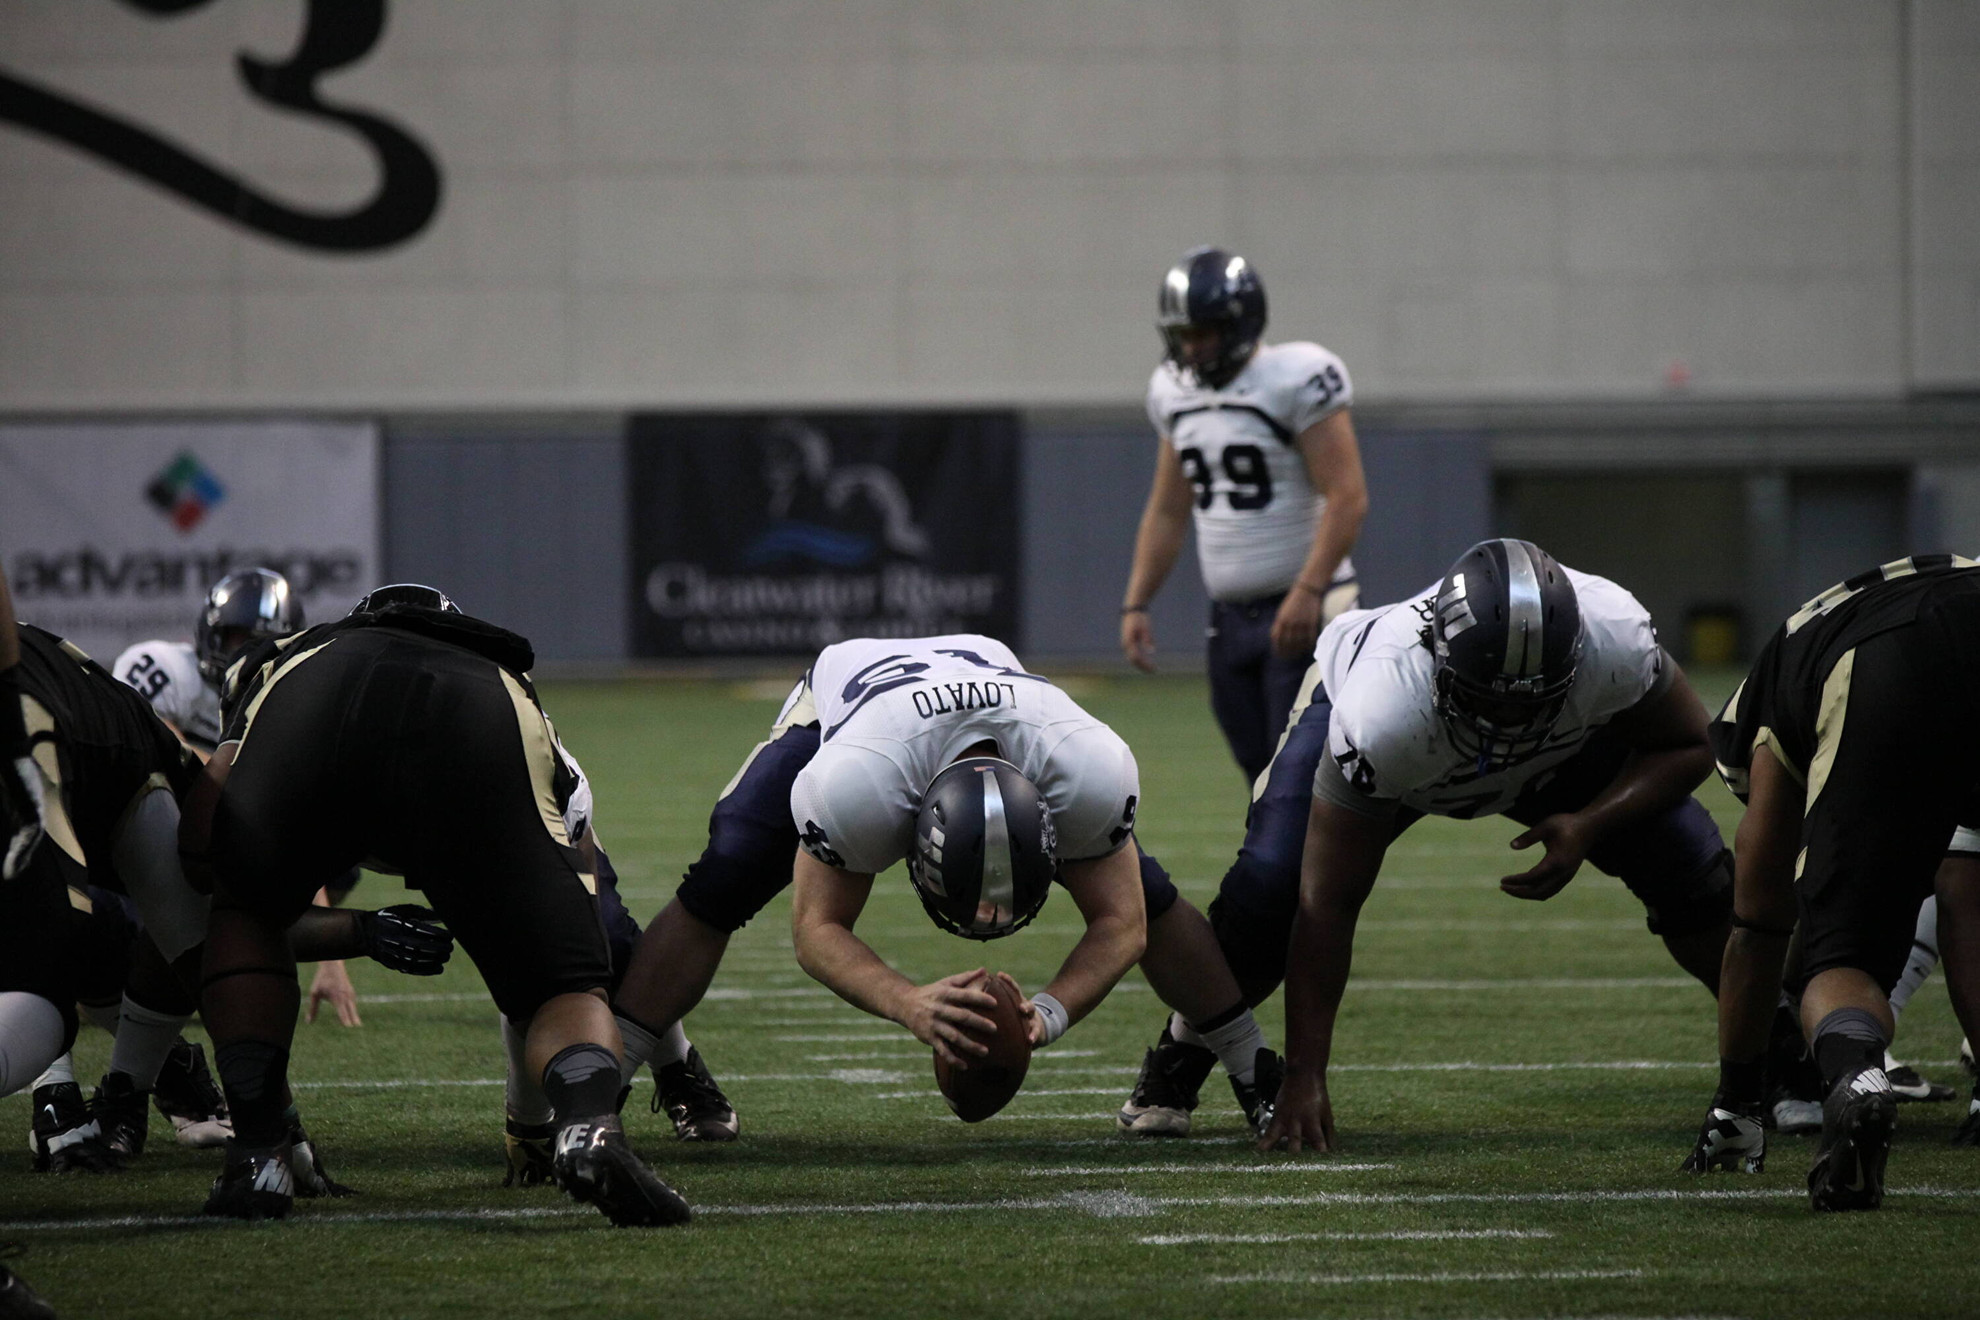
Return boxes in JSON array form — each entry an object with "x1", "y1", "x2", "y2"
[
  {"x1": 111, "y1": 639, "x2": 223, "y2": 749},
  {"x1": 1146, "y1": 340, "x2": 1356, "y2": 602},
  {"x1": 791, "y1": 635, "x2": 1140, "y2": 875},
  {"x1": 1311, "y1": 569, "x2": 1665, "y2": 820}
]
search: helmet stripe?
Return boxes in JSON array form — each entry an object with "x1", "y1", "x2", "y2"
[
  {"x1": 1500, "y1": 539, "x2": 1545, "y2": 678},
  {"x1": 977, "y1": 766, "x2": 1015, "y2": 928}
]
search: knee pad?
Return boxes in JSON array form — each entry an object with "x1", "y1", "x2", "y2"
[
  {"x1": 1208, "y1": 893, "x2": 1294, "y2": 1008},
  {"x1": 1135, "y1": 848, "x2": 1180, "y2": 923},
  {"x1": 1637, "y1": 848, "x2": 1734, "y2": 938}
]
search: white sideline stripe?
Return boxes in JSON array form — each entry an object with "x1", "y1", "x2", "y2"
[
  {"x1": 354, "y1": 986, "x2": 835, "y2": 1005},
  {"x1": 1349, "y1": 978, "x2": 1695, "y2": 990},
  {"x1": 1022, "y1": 1164, "x2": 1394, "y2": 1176},
  {"x1": 1141, "y1": 1229, "x2": 1553, "y2": 1244},
  {"x1": 1355, "y1": 920, "x2": 1641, "y2": 931},
  {"x1": 1210, "y1": 1268, "x2": 1645, "y2": 1286},
  {"x1": 353, "y1": 979, "x2": 1686, "y2": 1005},
  {"x1": 774, "y1": 1032, "x2": 913, "y2": 1042}
]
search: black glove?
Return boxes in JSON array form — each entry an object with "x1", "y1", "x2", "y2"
[
  {"x1": 356, "y1": 904, "x2": 453, "y2": 976},
  {"x1": 1681, "y1": 1096, "x2": 1766, "y2": 1174},
  {"x1": 0, "y1": 674, "x2": 45, "y2": 881},
  {"x1": 288, "y1": 1116, "x2": 356, "y2": 1198}
]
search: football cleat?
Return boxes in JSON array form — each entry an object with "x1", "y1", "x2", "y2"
[
  {"x1": 1770, "y1": 1095, "x2": 1824, "y2": 1135},
  {"x1": 153, "y1": 1039, "x2": 233, "y2": 1147},
  {"x1": 202, "y1": 1141, "x2": 296, "y2": 1220},
  {"x1": 1961, "y1": 1037, "x2": 1975, "y2": 1081},
  {"x1": 1117, "y1": 1025, "x2": 1215, "y2": 1137},
  {"x1": 1953, "y1": 1096, "x2": 1980, "y2": 1148},
  {"x1": 1231, "y1": 1049, "x2": 1285, "y2": 1138},
  {"x1": 652, "y1": 1047, "x2": 739, "y2": 1143},
  {"x1": 28, "y1": 1083, "x2": 119, "y2": 1174},
  {"x1": 1807, "y1": 1067, "x2": 1897, "y2": 1212},
  {"x1": 89, "y1": 1072, "x2": 151, "y2": 1160},
  {"x1": 551, "y1": 1114, "x2": 691, "y2": 1227},
  {"x1": 287, "y1": 1118, "x2": 354, "y2": 1198},
  {"x1": 1681, "y1": 1102, "x2": 1767, "y2": 1174},
  {"x1": 0, "y1": 1244, "x2": 58, "y2": 1320},
  {"x1": 503, "y1": 1117, "x2": 556, "y2": 1187},
  {"x1": 1883, "y1": 1052, "x2": 1954, "y2": 1103}
]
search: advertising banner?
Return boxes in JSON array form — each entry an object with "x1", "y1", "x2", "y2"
[
  {"x1": 0, "y1": 421, "x2": 380, "y2": 664},
  {"x1": 631, "y1": 413, "x2": 1020, "y2": 658}
]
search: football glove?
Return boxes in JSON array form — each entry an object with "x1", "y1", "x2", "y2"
[
  {"x1": 356, "y1": 904, "x2": 453, "y2": 976},
  {"x1": 1681, "y1": 1101, "x2": 1766, "y2": 1174},
  {"x1": 503, "y1": 1117, "x2": 556, "y2": 1187}
]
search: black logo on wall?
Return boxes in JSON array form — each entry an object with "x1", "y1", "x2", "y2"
[
  {"x1": 0, "y1": 0, "x2": 440, "y2": 252},
  {"x1": 631, "y1": 413, "x2": 1022, "y2": 657}
]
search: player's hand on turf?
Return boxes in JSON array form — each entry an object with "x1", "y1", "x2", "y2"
[
  {"x1": 307, "y1": 959, "x2": 363, "y2": 1027},
  {"x1": 1258, "y1": 1064, "x2": 1335, "y2": 1154},
  {"x1": 1269, "y1": 587, "x2": 1324, "y2": 660},
  {"x1": 901, "y1": 969, "x2": 998, "y2": 1068},
  {"x1": 357, "y1": 903, "x2": 454, "y2": 975},
  {"x1": 1120, "y1": 611, "x2": 1158, "y2": 673},
  {"x1": 1499, "y1": 813, "x2": 1592, "y2": 900},
  {"x1": 1, "y1": 750, "x2": 45, "y2": 881},
  {"x1": 1680, "y1": 1101, "x2": 1766, "y2": 1174}
]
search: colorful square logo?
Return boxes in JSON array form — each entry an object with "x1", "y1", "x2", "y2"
[{"x1": 144, "y1": 450, "x2": 227, "y2": 532}]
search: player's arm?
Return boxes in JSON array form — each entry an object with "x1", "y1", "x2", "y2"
[
  {"x1": 1024, "y1": 840, "x2": 1148, "y2": 1045},
  {"x1": 791, "y1": 848, "x2": 998, "y2": 1067},
  {"x1": 1120, "y1": 437, "x2": 1194, "y2": 672},
  {"x1": 1683, "y1": 742, "x2": 1799, "y2": 1173},
  {"x1": 1271, "y1": 410, "x2": 1369, "y2": 659},
  {"x1": 0, "y1": 562, "x2": 46, "y2": 881},
  {"x1": 1501, "y1": 658, "x2": 1713, "y2": 901},
  {"x1": 1261, "y1": 796, "x2": 1390, "y2": 1154}
]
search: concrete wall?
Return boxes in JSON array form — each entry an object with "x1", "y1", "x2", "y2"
[{"x1": 4, "y1": 1, "x2": 1971, "y2": 410}]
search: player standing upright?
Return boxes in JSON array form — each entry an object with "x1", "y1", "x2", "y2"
[{"x1": 1121, "y1": 247, "x2": 1370, "y2": 784}]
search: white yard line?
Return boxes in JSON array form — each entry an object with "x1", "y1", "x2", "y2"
[
  {"x1": 1208, "y1": 1268, "x2": 1645, "y2": 1286},
  {"x1": 1140, "y1": 1229, "x2": 1554, "y2": 1244},
  {"x1": 1022, "y1": 1164, "x2": 1394, "y2": 1176}
]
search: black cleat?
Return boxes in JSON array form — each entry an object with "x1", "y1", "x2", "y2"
[
  {"x1": 287, "y1": 1118, "x2": 354, "y2": 1198},
  {"x1": 652, "y1": 1047, "x2": 739, "y2": 1143},
  {"x1": 1231, "y1": 1049, "x2": 1285, "y2": 1138},
  {"x1": 0, "y1": 1243, "x2": 59, "y2": 1320},
  {"x1": 1954, "y1": 1093, "x2": 1980, "y2": 1148},
  {"x1": 1117, "y1": 1024, "x2": 1216, "y2": 1137},
  {"x1": 503, "y1": 1117, "x2": 556, "y2": 1187},
  {"x1": 28, "y1": 1083, "x2": 119, "y2": 1174},
  {"x1": 1807, "y1": 1067, "x2": 1897, "y2": 1212},
  {"x1": 153, "y1": 1039, "x2": 232, "y2": 1148},
  {"x1": 89, "y1": 1072, "x2": 151, "y2": 1161},
  {"x1": 202, "y1": 1141, "x2": 296, "y2": 1220},
  {"x1": 1884, "y1": 1055, "x2": 1955, "y2": 1103},
  {"x1": 551, "y1": 1114, "x2": 691, "y2": 1227}
]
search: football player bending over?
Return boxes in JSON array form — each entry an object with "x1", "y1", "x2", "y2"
[
  {"x1": 610, "y1": 635, "x2": 1286, "y2": 1132},
  {"x1": 1684, "y1": 555, "x2": 1980, "y2": 1209},
  {"x1": 1154, "y1": 539, "x2": 1736, "y2": 1151},
  {"x1": 185, "y1": 587, "x2": 687, "y2": 1224}
]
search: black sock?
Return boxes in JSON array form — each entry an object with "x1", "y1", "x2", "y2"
[
  {"x1": 214, "y1": 1040, "x2": 291, "y2": 1146},
  {"x1": 542, "y1": 1043, "x2": 622, "y2": 1123},
  {"x1": 1810, "y1": 1008, "x2": 1887, "y2": 1090},
  {"x1": 1716, "y1": 1057, "x2": 1766, "y2": 1110}
]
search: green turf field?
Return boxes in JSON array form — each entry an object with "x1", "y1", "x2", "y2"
[{"x1": 4, "y1": 671, "x2": 1976, "y2": 1319}]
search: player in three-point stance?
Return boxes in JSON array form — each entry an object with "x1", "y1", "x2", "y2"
[
  {"x1": 1682, "y1": 555, "x2": 1980, "y2": 1210},
  {"x1": 1122, "y1": 246, "x2": 1369, "y2": 785},
  {"x1": 610, "y1": 635, "x2": 1286, "y2": 1126},
  {"x1": 1156, "y1": 539, "x2": 1735, "y2": 1150}
]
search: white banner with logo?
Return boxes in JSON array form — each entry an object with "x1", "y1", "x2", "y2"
[{"x1": 0, "y1": 421, "x2": 379, "y2": 665}]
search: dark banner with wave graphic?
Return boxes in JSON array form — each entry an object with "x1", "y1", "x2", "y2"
[{"x1": 629, "y1": 413, "x2": 1021, "y2": 658}]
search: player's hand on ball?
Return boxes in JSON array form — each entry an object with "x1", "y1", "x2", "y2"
[
  {"x1": 1680, "y1": 1102, "x2": 1766, "y2": 1174},
  {"x1": 990, "y1": 971, "x2": 1044, "y2": 1046},
  {"x1": 1500, "y1": 812, "x2": 1592, "y2": 901},
  {"x1": 900, "y1": 969, "x2": 998, "y2": 1068},
  {"x1": 1259, "y1": 1065, "x2": 1334, "y2": 1154}
]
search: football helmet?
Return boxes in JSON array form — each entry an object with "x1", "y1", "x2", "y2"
[
  {"x1": 194, "y1": 568, "x2": 304, "y2": 685},
  {"x1": 353, "y1": 583, "x2": 460, "y2": 614},
  {"x1": 1157, "y1": 245, "x2": 1267, "y2": 388},
  {"x1": 907, "y1": 757, "x2": 1056, "y2": 940},
  {"x1": 1430, "y1": 538, "x2": 1583, "y2": 772}
]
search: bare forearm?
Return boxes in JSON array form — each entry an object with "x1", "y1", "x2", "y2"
[
  {"x1": 1281, "y1": 904, "x2": 1356, "y2": 1076},
  {"x1": 1124, "y1": 509, "x2": 1188, "y2": 608},
  {"x1": 795, "y1": 922, "x2": 917, "y2": 1025},
  {"x1": 1294, "y1": 489, "x2": 1366, "y2": 593},
  {"x1": 1572, "y1": 744, "x2": 1710, "y2": 840},
  {"x1": 1040, "y1": 911, "x2": 1143, "y2": 1027},
  {"x1": 1717, "y1": 929, "x2": 1789, "y2": 1061}
]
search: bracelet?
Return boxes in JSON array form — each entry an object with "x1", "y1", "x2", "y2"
[
  {"x1": 1120, "y1": 605, "x2": 1149, "y2": 616},
  {"x1": 1030, "y1": 991, "x2": 1069, "y2": 1046}
]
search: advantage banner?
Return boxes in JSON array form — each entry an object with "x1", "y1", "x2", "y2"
[
  {"x1": 0, "y1": 421, "x2": 380, "y2": 665},
  {"x1": 631, "y1": 413, "x2": 1020, "y2": 657}
]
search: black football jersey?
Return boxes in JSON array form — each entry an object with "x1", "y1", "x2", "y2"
[
  {"x1": 12, "y1": 624, "x2": 196, "y2": 860},
  {"x1": 1710, "y1": 555, "x2": 1980, "y2": 800}
]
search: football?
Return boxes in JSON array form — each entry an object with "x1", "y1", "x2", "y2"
[{"x1": 933, "y1": 973, "x2": 1032, "y2": 1122}]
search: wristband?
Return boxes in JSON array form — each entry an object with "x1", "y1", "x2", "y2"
[
  {"x1": 1120, "y1": 605, "x2": 1148, "y2": 616},
  {"x1": 1030, "y1": 991, "x2": 1068, "y2": 1046}
]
